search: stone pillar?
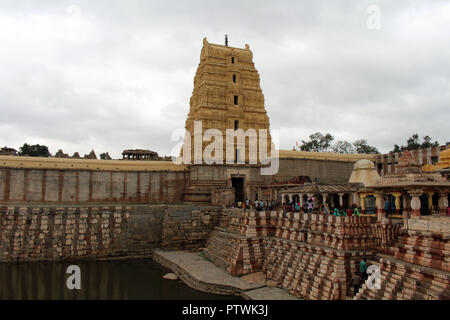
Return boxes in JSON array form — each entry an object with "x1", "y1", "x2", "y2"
[
  {"x1": 360, "y1": 194, "x2": 366, "y2": 214},
  {"x1": 288, "y1": 194, "x2": 293, "y2": 203},
  {"x1": 351, "y1": 193, "x2": 357, "y2": 206},
  {"x1": 338, "y1": 193, "x2": 344, "y2": 208},
  {"x1": 438, "y1": 192, "x2": 449, "y2": 215},
  {"x1": 299, "y1": 194, "x2": 304, "y2": 207},
  {"x1": 322, "y1": 193, "x2": 328, "y2": 204},
  {"x1": 375, "y1": 193, "x2": 385, "y2": 222},
  {"x1": 428, "y1": 193, "x2": 433, "y2": 211},
  {"x1": 402, "y1": 194, "x2": 409, "y2": 220},
  {"x1": 408, "y1": 190, "x2": 423, "y2": 217}
]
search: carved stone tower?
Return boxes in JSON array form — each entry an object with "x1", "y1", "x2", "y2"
[{"x1": 183, "y1": 37, "x2": 272, "y2": 165}]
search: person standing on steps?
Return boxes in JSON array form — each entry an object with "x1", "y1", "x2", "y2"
[
  {"x1": 360, "y1": 258, "x2": 368, "y2": 281},
  {"x1": 352, "y1": 271, "x2": 362, "y2": 296}
]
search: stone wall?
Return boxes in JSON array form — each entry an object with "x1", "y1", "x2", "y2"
[
  {"x1": 0, "y1": 168, "x2": 187, "y2": 204},
  {"x1": 272, "y1": 158, "x2": 355, "y2": 184},
  {"x1": 161, "y1": 205, "x2": 221, "y2": 250},
  {"x1": 0, "y1": 204, "x2": 219, "y2": 262},
  {"x1": 356, "y1": 216, "x2": 450, "y2": 300},
  {"x1": 204, "y1": 209, "x2": 404, "y2": 299}
]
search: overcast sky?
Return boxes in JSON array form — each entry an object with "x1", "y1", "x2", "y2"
[{"x1": 0, "y1": 0, "x2": 449, "y2": 158}]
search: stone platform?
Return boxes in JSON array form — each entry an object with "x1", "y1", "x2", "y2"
[{"x1": 153, "y1": 250, "x2": 299, "y2": 300}]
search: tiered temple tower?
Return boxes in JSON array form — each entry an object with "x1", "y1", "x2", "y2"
[
  {"x1": 182, "y1": 38, "x2": 273, "y2": 205},
  {"x1": 183, "y1": 37, "x2": 272, "y2": 164}
]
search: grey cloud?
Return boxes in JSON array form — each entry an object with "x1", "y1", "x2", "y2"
[{"x1": 0, "y1": 0, "x2": 449, "y2": 158}]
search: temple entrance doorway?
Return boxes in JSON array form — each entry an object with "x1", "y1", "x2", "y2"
[{"x1": 232, "y1": 177, "x2": 244, "y2": 203}]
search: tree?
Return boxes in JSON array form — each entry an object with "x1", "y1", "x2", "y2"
[
  {"x1": 353, "y1": 139, "x2": 380, "y2": 154},
  {"x1": 332, "y1": 141, "x2": 355, "y2": 154},
  {"x1": 99, "y1": 152, "x2": 111, "y2": 160},
  {"x1": 18, "y1": 143, "x2": 51, "y2": 157},
  {"x1": 406, "y1": 133, "x2": 420, "y2": 150},
  {"x1": 300, "y1": 132, "x2": 334, "y2": 152},
  {"x1": 390, "y1": 134, "x2": 440, "y2": 152},
  {"x1": 420, "y1": 135, "x2": 439, "y2": 149},
  {"x1": 393, "y1": 144, "x2": 401, "y2": 153}
]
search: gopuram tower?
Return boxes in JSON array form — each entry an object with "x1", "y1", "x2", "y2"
[{"x1": 182, "y1": 37, "x2": 273, "y2": 205}]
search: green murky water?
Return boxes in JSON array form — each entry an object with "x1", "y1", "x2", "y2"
[{"x1": 0, "y1": 259, "x2": 238, "y2": 300}]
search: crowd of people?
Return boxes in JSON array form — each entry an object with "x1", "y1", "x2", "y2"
[
  {"x1": 231, "y1": 199, "x2": 280, "y2": 211},
  {"x1": 230, "y1": 197, "x2": 361, "y2": 216},
  {"x1": 281, "y1": 197, "x2": 361, "y2": 216}
]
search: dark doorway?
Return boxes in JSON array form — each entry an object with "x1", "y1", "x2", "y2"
[
  {"x1": 365, "y1": 195, "x2": 376, "y2": 215},
  {"x1": 420, "y1": 194, "x2": 430, "y2": 215},
  {"x1": 232, "y1": 177, "x2": 244, "y2": 203}
]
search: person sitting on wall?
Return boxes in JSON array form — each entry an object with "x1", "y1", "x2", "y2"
[
  {"x1": 295, "y1": 201, "x2": 300, "y2": 212},
  {"x1": 324, "y1": 203, "x2": 330, "y2": 214},
  {"x1": 333, "y1": 208, "x2": 340, "y2": 216},
  {"x1": 354, "y1": 207, "x2": 361, "y2": 216},
  {"x1": 347, "y1": 208, "x2": 352, "y2": 216}
]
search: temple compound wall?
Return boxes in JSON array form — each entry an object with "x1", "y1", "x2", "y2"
[
  {"x1": 0, "y1": 204, "x2": 221, "y2": 262},
  {"x1": 274, "y1": 158, "x2": 358, "y2": 184},
  {"x1": 0, "y1": 156, "x2": 187, "y2": 204}
]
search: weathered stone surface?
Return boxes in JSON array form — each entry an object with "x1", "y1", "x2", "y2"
[{"x1": 163, "y1": 273, "x2": 178, "y2": 280}]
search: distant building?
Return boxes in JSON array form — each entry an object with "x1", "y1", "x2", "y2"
[
  {"x1": 122, "y1": 149, "x2": 160, "y2": 160},
  {"x1": 0, "y1": 147, "x2": 17, "y2": 156},
  {"x1": 84, "y1": 149, "x2": 97, "y2": 159},
  {"x1": 375, "y1": 145, "x2": 447, "y2": 176},
  {"x1": 54, "y1": 149, "x2": 69, "y2": 158}
]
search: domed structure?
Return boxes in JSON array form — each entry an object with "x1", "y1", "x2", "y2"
[
  {"x1": 348, "y1": 159, "x2": 380, "y2": 187},
  {"x1": 353, "y1": 159, "x2": 376, "y2": 170}
]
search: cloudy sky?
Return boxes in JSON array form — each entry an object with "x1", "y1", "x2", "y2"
[{"x1": 0, "y1": 0, "x2": 449, "y2": 158}]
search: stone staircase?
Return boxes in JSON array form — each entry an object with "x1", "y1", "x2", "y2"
[
  {"x1": 356, "y1": 217, "x2": 450, "y2": 300},
  {"x1": 205, "y1": 209, "x2": 386, "y2": 299}
]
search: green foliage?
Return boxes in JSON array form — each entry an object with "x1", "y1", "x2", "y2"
[
  {"x1": 300, "y1": 132, "x2": 334, "y2": 152},
  {"x1": 99, "y1": 152, "x2": 111, "y2": 160},
  {"x1": 353, "y1": 139, "x2": 380, "y2": 154},
  {"x1": 18, "y1": 143, "x2": 51, "y2": 157},
  {"x1": 297, "y1": 133, "x2": 379, "y2": 154},
  {"x1": 391, "y1": 134, "x2": 439, "y2": 152},
  {"x1": 332, "y1": 141, "x2": 355, "y2": 154}
]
